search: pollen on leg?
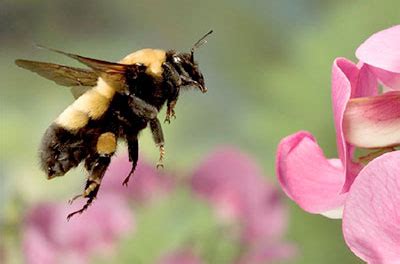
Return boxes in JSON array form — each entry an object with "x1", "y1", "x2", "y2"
[
  {"x1": 96, "y1": 132, "x2": 117, "y2": 155},
  {"x1": 84, "y1": 182, "x2": 98, "y2": 197},
  {"x1": 88, "y1": 176, "x2": 101, "y2": 184}
]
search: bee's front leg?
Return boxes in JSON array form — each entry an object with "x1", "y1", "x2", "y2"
[
  {"x1": 165, "y1": 100, "x2": 177, "y2": 124},
  {"x1": 162, "y1": 62, "x2": 182, "y2": 123}
]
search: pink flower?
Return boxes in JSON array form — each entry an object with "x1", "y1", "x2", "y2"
[
  {"x1": 157, "y1": 248, "x2": 203, "y2": 264},
  {"x1": 277, "y1": 25, "x2": 400, "y2": 218},
  {"x1": 101, "y1": 155, "x2": 174, "y2": 204},
  {"x1": 23, "y1": 194, "x2": 134, "y2": 264},
  {"x1": 191, "y1": 147, "x2": 295, "y2": 262},
  {"x1": 276, "y1": 25, "x2": 400, "y2": 262}
]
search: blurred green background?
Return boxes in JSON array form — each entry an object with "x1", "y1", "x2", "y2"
[{"x1": 1, "y1": 0, "x2": 399, "y2": 263}]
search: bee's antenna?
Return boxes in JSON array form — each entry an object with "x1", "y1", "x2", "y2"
[{"x1": 191, "y1": 30, "x2": 213, "y2": 61}]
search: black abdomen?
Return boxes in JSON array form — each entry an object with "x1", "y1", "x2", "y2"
[{"x1": 40, "y1": 124, "x2": 89, "y2": 178}]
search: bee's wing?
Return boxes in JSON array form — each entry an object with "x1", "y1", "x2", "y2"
[
  {"x1": 15, "y1": 59, "x2": 98, "y2": 87},
  {"x1": 70, "y1": 86, "x2": 93, "y2": 99},
  {"x1": 15, "y1": 59, "x2": 97, "y2": 98},
  {"x1": 34, "y1": 45, "x2": 145, "y2": 93}
]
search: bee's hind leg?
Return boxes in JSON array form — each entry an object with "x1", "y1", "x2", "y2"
[
  {"x1": 67, "y1": 132, "x2": 116, "y2": 220},
  {"x1": 122, "y1": 135, "x2": 138, "y2": 186}
]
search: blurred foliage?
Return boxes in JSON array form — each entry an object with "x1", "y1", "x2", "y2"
[{"x1": 1, "y1": 0, "x2": 399, "y2": 263}]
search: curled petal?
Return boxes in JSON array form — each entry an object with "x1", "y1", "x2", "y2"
[
  {"x1": 343, "y1": 151, "x2": 400, "y2": 263},
  {"x1": 332, "y1": 58, "x2": 357, "y2": 163},
  {"x1": 332, "y1": 58, "x2": 364, "y2": 192},
  {"x1": 344, "y1": 91, "x2": 400, "y2": 148},
  {"x1": 356, "y1": 25, "x2": 400, "y2": 74},
  {"x1": 276, "y1": 131, "x2": 347, "y2": 214}
]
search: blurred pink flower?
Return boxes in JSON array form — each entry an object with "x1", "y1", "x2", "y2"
[
  {"x1": 237, "y1": 243, "x2": 297, "y2": 264},
  {"x1": 157, "y1": 248, "x2": 203, "y2": 264},
  {"x1": 23, "y1": 194, "x2": 133, "y2": 264},
  {"x1": 101, "y1": 155, "x2": 174, "y2": 203},
  {"x1": 191, "y1": 147, "x2": 295, "y2": 262},
  {"x1": 276, "y1": 25, "x2": 400, "y2": 262}
]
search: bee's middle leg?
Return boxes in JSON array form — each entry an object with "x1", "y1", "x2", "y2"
[
  {"x1": 149, "y1": 119, "x2": 165, "y2": 168},
  {"x1": 126, "y1": 94, "x2": 166, "y2": 169},
  {"x1": 67, "y1": 132, "x2": 116, "y2": 220}
]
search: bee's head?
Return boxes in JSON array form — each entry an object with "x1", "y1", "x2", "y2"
[{"x1": 168, "y1": 30, "x2": 213, "y2": 93}]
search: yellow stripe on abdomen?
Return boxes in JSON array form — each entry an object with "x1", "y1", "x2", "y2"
[
  {"x1": 73, "y1": 89, "x2": 110, "y2": 119},
  {"x1": 55, "y1": 105, "x2": 89, "y2": 131},
  {"x1": 55, "y1": 78, "x2": 116, "y2": 131}
]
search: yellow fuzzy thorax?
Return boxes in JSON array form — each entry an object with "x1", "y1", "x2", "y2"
[{"x1": 120, "y1": 48, "x2": 166, "y2": 77}]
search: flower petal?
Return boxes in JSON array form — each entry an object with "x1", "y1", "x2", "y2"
[
  {"x1": 320, "y1": 206, "x2": 344, "y2": 219},
  {"x1": 354, "y1": 63, "x2": 378, "y2": 97},
  {"x1": 356, "y1": 25, "x2": 400, "y2": 73},
  {"x1": 332, "y1": 58, "x2": 364, "y2": 192},
  {"x1": 276, "y1": 131, "x2": 347, "y2": 214},
  {"x1": 344, "y1": 91, "x2": 400, "y2": 148},
  {"x1": 343, "y1": 151, "x2": 400, "y2": 263}
]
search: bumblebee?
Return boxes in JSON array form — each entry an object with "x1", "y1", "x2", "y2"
[{"x1": 15, "y1": 30, "x2": 213, "y2": 219}]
